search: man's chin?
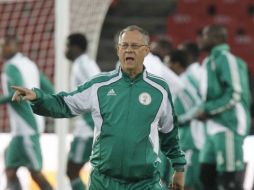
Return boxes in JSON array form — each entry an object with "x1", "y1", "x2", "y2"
[
  {"x1": 122, "y1": 65, "x2": 135, "y2": 72},
  {"x1": 123, "y1": 62, "x2": 135, "y2": 68}
]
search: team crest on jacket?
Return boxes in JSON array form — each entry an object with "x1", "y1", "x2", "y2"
[{"x1": 139, "y1": 92, "x2": 152, "y2": 105}]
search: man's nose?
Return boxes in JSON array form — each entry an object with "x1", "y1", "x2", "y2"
[{"x1": 125, "y1": 45, "x2": 134, "y2": 51}]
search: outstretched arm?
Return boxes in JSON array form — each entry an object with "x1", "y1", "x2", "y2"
[
  {"x1": 11, "y1": 82, "x2": 93, "y2": 118},
  {"x1": 11, "y1": 86, "x2": 74, "y2": 118},
  {"x1": 0, "y1": 95, "x2": 12, "y2": 104}
]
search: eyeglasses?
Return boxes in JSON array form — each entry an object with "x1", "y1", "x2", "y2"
[{"x1": 118, "y1": 43, "x2": 147, "y2": 50}]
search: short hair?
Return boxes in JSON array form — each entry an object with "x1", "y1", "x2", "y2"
[
  {"x1": 67, "y1": 33, "x2": 87, "y2": 52},
  {"x1": 180, "y1": 42, "x2": 200, "y2": 62},
  {"x1": 170, "y1": 49, "x2": 189, "y2": 68},
  {"x1": 4, "y1": 34, "x2": 21, "y2": 45},
  {"x1": 206, "y1": 24, "x2": 228, "y2": 43},
  {"x1": 153, "y1": 36, "x2": 172, "y2": 52},
  {"x1": 117, "y1": 25, "x2": 150, "y2": 45}
]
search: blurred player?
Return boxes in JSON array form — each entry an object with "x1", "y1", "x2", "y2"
[
  {"x1": 150, "y1": 36, "x2": 173, "y2": 62},
  {"x1": 168, "y1": 48, "x2": 204, "y2": 190},
  {"x1": 65, "y1": 33, "x2": 101, "y2": 190},
  {"x1": 196, "y1": 24, "x2": 251, "y2": 190},
  {"x1": 178, "y1": 42, "x2": 202, "y2": 95},
  {"x1": 0, "y1": 35, "x2": 53, "y2": 190}
]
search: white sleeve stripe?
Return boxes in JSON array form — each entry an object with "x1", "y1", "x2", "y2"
[
  {"x1": 225, "y1": 52, "x2": 242, "y2": 93},
  {"x1": 144, "y1": 72, "x2": 174, "y2": 134},
  {"x1": 64, "y1": 72, "x2": 122, "y2": 115},
  {"x1": 177, "y1": 91, "x2": 193, "y2": 111},
  {"x1": 209, "y1": 52, "x2": 241, "y2": 114}
]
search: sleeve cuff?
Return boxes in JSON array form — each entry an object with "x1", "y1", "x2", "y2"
[
  {"x1": 30, "y1": 88, "x2": 44, "y2": 104},
  {"x1": 171, "y1": 155, "x2": 186, "y2": 171},
  {"x1": 174, "y1": 166, "x2": 185, "y2": 172}
]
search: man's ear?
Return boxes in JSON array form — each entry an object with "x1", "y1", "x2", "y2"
[
  {"x1": 144, "y1": 46, "x2": 150, "y2": 56},
  {"x1": 116, "y1": 46, "x2": 120, "y2": 57}
]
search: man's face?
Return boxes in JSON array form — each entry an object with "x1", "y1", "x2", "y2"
[
  {"x1": 167, "y1": 56, "x2": 179, "y2": 75},
  {"x1": 65, "y1": 42, "x2": 75, "y2": 61},
  {"x1": 150, "y1": 42, "x2": 163, "y2": 60},
  {"x1": 117, "y1": 30, "x2": 149, "y2": 73},
  {"x1": 200, "y1": 27, "x2": 213, "y2": 52},
  {"x1": 1, "y1": 40, "x2": 16, "y2": 60}
]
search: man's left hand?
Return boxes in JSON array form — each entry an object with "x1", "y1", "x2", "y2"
[
  {"x1": 169, "y1": 171, "x2": 184, "y2": 190},
  {"x1": 195, "y1": 111, "x2": 208, "y2": 121}
]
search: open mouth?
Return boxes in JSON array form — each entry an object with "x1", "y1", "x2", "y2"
[{"x1": 125, "y1": 57, "x2": 134, "y2": 64}]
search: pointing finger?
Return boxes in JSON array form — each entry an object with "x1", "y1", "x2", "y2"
[
  {"x1": 11, "y1": 86, "x2": 27, "y2": 94},
  {"x1": 12, "y1": 91, "x2": 21, "y2": 102}
]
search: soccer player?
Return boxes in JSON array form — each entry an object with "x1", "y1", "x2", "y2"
[
  {"x1": 168, "y1": 48, "x2": 204, "y2": 190},
  {"x1": 11, "y1": 25, "x2": 186, "y2": 190},
  {"x1": 196, "y1": 24, "x2": 251, "y2": 190},
  {"x1": 65, "y1": 33, "x2": 101, "y2": 190},
  {"x1": 0, "y1": 35, "x2": 53, "y2": 190}
]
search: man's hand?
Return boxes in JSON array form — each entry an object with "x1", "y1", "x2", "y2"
[
  {"x1": 11, "y1": 86, "x2": 37, "y2": 102},
  {"x1": 169, "y1": 171, "x2": 184, "y2": 190},
  {"x1": 195, "y1": 111, "x2": 208, "y2": 121}
]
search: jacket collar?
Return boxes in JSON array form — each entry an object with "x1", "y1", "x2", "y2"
[
  {"x1": 119, "y1": 66, "x2": 145, "y2": 83},
  {"x1": 210, "y1": 44, "x2": 230, "y2": 58}
]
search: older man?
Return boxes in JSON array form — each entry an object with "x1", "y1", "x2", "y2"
[{"x1": 11, "y1": 25, "x2": 186, "y2": 190}]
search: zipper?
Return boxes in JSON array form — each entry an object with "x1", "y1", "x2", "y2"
[{"x1": 120, "y1": 81, "x2": 134, "y2": 175}]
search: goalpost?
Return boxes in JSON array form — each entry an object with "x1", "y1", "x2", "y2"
[
  {"x1": 54, "y1": 0, "x2": 70, "y2": 189},
  {"x1": 0, "y1": 0, "x2": 112, "y2": 189}
]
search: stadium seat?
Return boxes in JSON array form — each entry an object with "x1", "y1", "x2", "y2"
[
  {"x1": 215, "y1": 1, "x2": 242, "y2": 16},
  {"x1": 176, "y1": 0, "x2": 207, "y2": 16},
  {"x1": 237, "y1": 18, "x2": 254, "y2": 34},
  {"x1": 167, "y1": 14, "x2": 200, "y2": 43}
]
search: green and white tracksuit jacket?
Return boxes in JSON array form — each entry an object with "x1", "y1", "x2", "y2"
[
  {"x1": 199, "y1": 44, "x2": 251, "y2": 136},
  {"x1": 0, "y1": 53, "x2": 53, "y2": 136},
  {"x1": 31, "y1": 67, "x2": 186, "y2": 181},
  {"x1": 174, "y1": 63, "x2": 205, "y2": 151}
]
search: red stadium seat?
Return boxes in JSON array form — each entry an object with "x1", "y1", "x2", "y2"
[
  {"x1": 167, "y1": 14, "x2": 200, "y2": 43},
  {"x1": 214, "y1": 1, "x2": 242, "y2": 17},
  {"x1": 176, "y1": 0, "x2": 207, "y2": 16}
]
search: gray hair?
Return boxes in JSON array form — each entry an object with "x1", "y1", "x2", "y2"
[{"x1": 117, "y1": 25, "x2": 150, "y2": 45}]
